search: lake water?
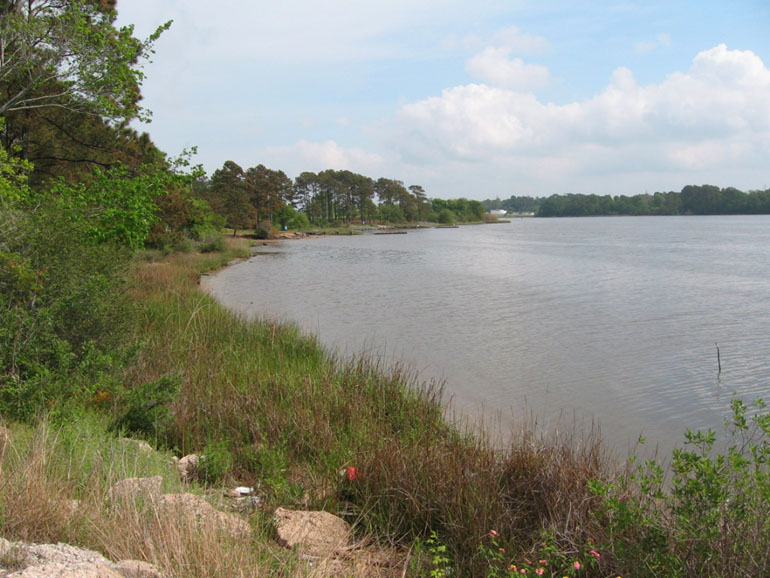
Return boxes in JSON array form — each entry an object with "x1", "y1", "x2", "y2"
[{"x1": 202, "y1": 216, "x2": 770, "y2": 456}]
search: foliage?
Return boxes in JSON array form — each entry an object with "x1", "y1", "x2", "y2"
[
  {"x1": 244, "y1": 164, "x2": 293, "y2": 226},
  {"x1": 483, "y1": 195, "x2": 541, "y2": 214},
  {"x1": 432, "y1": 197, "x2": 485, "y2": 222},
  {"x1": 0, "y1": 139, "x2": 32, "y2": 202},
  {"x1": 591, "y1": 397, "x2": 770, "y2": 577},
  {"x1": 0, "y1": 193, "x2": 136, "y2": 419},
  {"x1": 198, "y1": 439, "x2": 235, "y2": 484},
  {"x1": 45, "y1": 165, "x2": 167, "y2": 249},
  {"x1": 437, "y1": 208, "x2": 456, "y2": 225},
  {"x1": 110, "y1": 374, "x2": 181, "y2": 437},
  {"x1": 479, "y1": 530, "x2": 604, "y2": 578},
  {"x1": 423, "y1": 531, "x2": 453, "y2": 577},
  {"x1": 252, "y1": 225, "x2": 272, "y2": 239},
  {"x1": 532, "y1": 186, "x2": 770, "y2": 217},
  {"x1": 0, "y1": 145, "x2": 191, "y2": 425},
  {"x1": 0, "y1": 0, "x2": 170, "y2": 122}
]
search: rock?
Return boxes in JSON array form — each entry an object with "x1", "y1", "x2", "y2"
[
  {"x1": 0, "y1": 541, "x2": 117, "y2": 578},
  {"x1": 107, "y1": 476, "x2": 163, "y2": 505},
  {"x1": 176, "y1": 454, "x2": 199, "y2": 483},
  {"x1": 112, "y1": 560, "x2": 165, "y2": 578},
  {"x1": 273, "y1": 508, "x2": 352, "y2": 557},
  {"x1": 119, "y1": 439, "x2": 153, "y2": 453},
  {"x1": 227, "y1": 496, "x2": 262, "y2": 515},
  {"x1": 6, "y1": 561, "x2": 125, "y2": 578},
  {"x1": 0, "y1": 540, "x2": 167, "y2": 578},
  {"x1": 156, "y1": 493, "x2": 251, "y2": 540}
]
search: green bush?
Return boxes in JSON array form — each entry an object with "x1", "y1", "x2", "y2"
[
  {"x1": 253, "y1": 225, "x2": 272, "y2": 239},
  {"x1": 0, "y1": 198, "x2": 138, "y2": 420},
  {"x1": 198, "y1": 234, "x2": 227, "y2": 253},
  {"x1": 287, "y1": 212, "x2": 311, "y2": 230},
  {"x1": 437, "y1": 209, "x2": 455, "y2": 225},
  {"x1": 199, "y1": 439, "x2": 234, "y2": 484},
  {"x1": 592, "y1": 396, "x2": 770, "y2": 577}
]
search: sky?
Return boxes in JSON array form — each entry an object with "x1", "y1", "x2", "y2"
[{"x1": 115, "y1": 1, "x2": 770, "y2": 200}]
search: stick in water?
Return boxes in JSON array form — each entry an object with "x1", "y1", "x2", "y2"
[{"x1": 715, "y1": 342, "x2": 722, "y2": 375}]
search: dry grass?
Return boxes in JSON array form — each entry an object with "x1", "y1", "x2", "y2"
[
  {"x1": 118, "y1": 242, "x2": 618, "y2": 574},
  {"x1": 11, "y1": 240, "x2": 765, "y2": 577},
  {"x1": 0, "y1": 419, "x2": 313, "y2": 577}
]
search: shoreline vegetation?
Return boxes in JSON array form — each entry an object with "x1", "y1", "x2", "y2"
[
  {"x1": 2, "y1": 234, "x2": 768, "y2": 577},
  {"x1": 2, "y1": 3, "x2": 769, "y2": 574},
  {"x1": 483, "y1": 184, "x2": 770, "y2": 218}
]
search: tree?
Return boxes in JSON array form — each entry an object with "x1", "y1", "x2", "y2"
[
  {"x1": 0, "y1": 0, "x2": 170, "y2": 122},
  {"x1": 244, "y1": 164, "x2": 292, "y2": 226},
  {"x1": 207, "y1": 161, "x2": 253, "y2": 234}
]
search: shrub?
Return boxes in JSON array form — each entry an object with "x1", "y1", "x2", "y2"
[
  {"x1": 253, "y1": 225, "x2": 272, "y2": 239},
  {"x1": 437, "y1": 209, "x2": 455, "y2": 225},
  {"x1": 199, "y1": 439, "x2": 234, "y2": 484},
  {"x1": 198, "y1": 234, "x2": 226, "y2": 253},
  {"x1": 592, "y1": 396, "x2": 770, "y2": 577}
]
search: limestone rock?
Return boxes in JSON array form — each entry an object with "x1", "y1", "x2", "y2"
[
  {"x1": 5, "y1": 561, "x2": 124, "y2": 578},
  {"x1": 273, "y1": 508, "x2": 352, "y2": 557},
  {"x1": 112, "y1": 560, "x2": 165, "y2": 578},
  {"x1": 0, "y1": 540, "x2": 166, "y2": 578},
  {"x1": 157, "y1": 493, "x2": 250, "y2": 540},
  {"x1": 176, "y1": 454, "x2": 199, "y2": 483},
  {"x1": 119, "y1": 439, "x2": 153, "y2": 453},
  {"x1": 107, "y1": 476, "x2": 163, "y2": 505}
]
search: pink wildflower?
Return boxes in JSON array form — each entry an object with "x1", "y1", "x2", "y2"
[
  {"x1": 573, "y1": 561, "x2": 582, "y2": 570},
  {"x1": 489, "y1": 529, "x2": 499, "y2": 538},
  {"x1": 345, "y1": 466, "x2": 359, "y2": 481},
  {"x1": 535, "y1": 568, "x2": 545, "y2": 575},
  {"x1": 590, "y1": 549, "x2": 601, "y2": 559}
]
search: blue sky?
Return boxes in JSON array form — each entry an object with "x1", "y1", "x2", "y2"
[{"x1": 116, "y1": 1, "x2": 770, "y2": 200}]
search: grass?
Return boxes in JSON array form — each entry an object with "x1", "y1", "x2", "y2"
[
  {"x1": 2, "y1": 236, "x2": 769, "y2": 577},
  {"x1": 122, "y1": 237, "x2": 614, "y2": 574}
]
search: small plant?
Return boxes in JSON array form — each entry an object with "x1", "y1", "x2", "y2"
[
  {"x1": 198, "y1": 439, "x2": 234, "y2": 484},
  {"x1": 479, "y1": 530, "x2": 603, "y2": 577},
  {"x1": 425, "y1": 531, "x2": 454, "y2": 577}
]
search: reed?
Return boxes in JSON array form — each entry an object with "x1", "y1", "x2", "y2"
[
  {"x1": 123, "y1": 239, "x2": 614, "y2": 574},
  {"x1": 3, "y1": 238, "x2": 767, "y2": 577}
]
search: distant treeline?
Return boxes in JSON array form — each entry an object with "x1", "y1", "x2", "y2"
[{"x1": 483, "y1": 185, "x2": 770, "y2": 217}]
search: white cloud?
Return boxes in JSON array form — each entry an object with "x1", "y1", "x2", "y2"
[
  {"x1": 466, "y1": 48, "x2": 550, "y2": 90},
  {"x1": 392, "y1": 45, "x2": 770, "y2": 193},
  {"x1": 265, "y1": 140, "x2": 384, "y2": 175}
]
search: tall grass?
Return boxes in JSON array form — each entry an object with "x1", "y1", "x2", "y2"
[
  {"x1": 122, "y1": 238, "x2": 614, "y2": 574},
  {"x1": 4, "y1": 239, "x2": 768, "y2": 577},
  {"x1": 0, "y1": 416, "x2": 308, "y2": 577}
]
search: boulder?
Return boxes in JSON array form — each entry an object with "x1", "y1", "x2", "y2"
[
  {"x1": 176, "y1": 454, "x2": 199, "y2": 483},
  {"x1": 0, "y1": 540, "x2": 166, "y2": 578},
  {"x1": 156, "y1": 493, "x2": 250, "y2": 540},
  {"x1": 112, "y1": 560, "x2": 165, "y2": 578},
  {"x1": 119, "y1": 439, "x2": 153, "y2": 453},
  {"x1": 273, "y1": 508, "x2": 352, "y2": 557},
  {"x1": 107, "y1": 476, "x2": 163, "y2": 505},
  {"x1": 5, "y1": 561, "x2": 124, "y2": 578}
]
